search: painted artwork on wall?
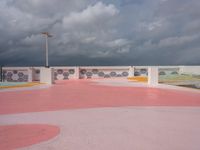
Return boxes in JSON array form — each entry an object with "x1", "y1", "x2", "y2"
[
  {"x1": 79, "y1": 69, "x2": 129, "y2": 79},
  {"x1": 3, "y1": 69, "x2": 29, "y2": 82},
  {"x1": 134, "y1": 68, "x2": 148, "y2": 76},
  {"x1": 54, "y1": 69, "x2": 75, "y2": 80}
]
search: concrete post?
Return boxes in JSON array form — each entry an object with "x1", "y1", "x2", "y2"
[
  {"x1": 128, "y1": 66, "x2": 135, "y2": 78},
  {"x1": 27, "y1": 68, "x2": 33, "y2": 82},
  {"x1": 179, "y1": 66, "x2": 185, "y2": 74},
  {"x1": 148, "y1": 67, "x2": 158, "y2": 86},
  {"x1": 74, "y1": 67, "x2": 80, "y2": 79},
  {"x1": 40, "y1": 67, "x2": 54, "y2": 85},
  {"x1": 0, "y1": 66, "x2": 3, "y2": 82},
  {"x1": 45, "y1": 35, "x2": 49, "y2": 67}
]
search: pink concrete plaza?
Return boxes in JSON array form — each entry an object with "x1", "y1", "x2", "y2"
[{"x1": 0, "y1": 79, "x2": 200, "y2": 150}]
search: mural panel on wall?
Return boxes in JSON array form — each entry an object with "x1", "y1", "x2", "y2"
[
  {"x1": 54, "y1": 68, "x2": 75, "y2": 80},
  {"x1": 3, "y1": 69, "x2": 29, "y2": 82},
  {"x1": 1, "y1": 67, "x2": 182, "y2": 82},
  {"x1": 79, "y1": 68, "x2": 129, "y2": 79},
  {"x1": 158, "y1": 68, "x2": 179, "y2": 76},
  {"x1": 134, "y1": 68, "x2": 148, "y2": 76},
  {"x1": 32, "y1": 69, "x2": 40, "y2": 81}
]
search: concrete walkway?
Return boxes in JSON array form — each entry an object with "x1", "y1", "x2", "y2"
[
  {"x1": 0, "y1": 107, "x2": 200, "y2": 150},
  {"x1": 0, "y1": 79, "x2": 200, "y2": 150},
  {"x1": 0, "y1": 80, "x2": 200, "y2": 115}
]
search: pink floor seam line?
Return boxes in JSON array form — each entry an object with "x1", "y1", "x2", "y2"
[{"x1": 0, "y1": 80, "x2": 200, "y2": 114}]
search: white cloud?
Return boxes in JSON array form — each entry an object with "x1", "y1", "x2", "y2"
[
  {"x1": 140, "y1": 19, "x2": 164, "y2": 31},
  {"x1": 106, "y1": 39, "x2": 130, "y2": 48},
  {"x1": 63, "y1": 2, "x2": 119, "y2": 28},
  {"x1": 20, "y1": 34, "x2": 43, "y2": 45},
  {"x1": 138, "y1": 33, "x2": 200, "y2": 53},
  {"x1": 11, "y1": 0, "x2": 86, "y2": 17},
  {"x1": 158, "y1": 34, "x2": 199, "y2": 47},
  {"x1": 1, "y1": 0, "x2": 200, "y2": 65},
  {"x1": 160, "y1": 0, "x2": 168, "y2": 2},
  {"x1": 148, "y1": 20, "x2": 162, "y2": 31},
  {"x1": 82, "y1": 36, "x2": 96, "y2": 43}
]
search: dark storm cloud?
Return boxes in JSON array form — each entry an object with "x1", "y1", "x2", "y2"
[{"x1": 0, "y1": 0, "x2": 200, "y2": 66}]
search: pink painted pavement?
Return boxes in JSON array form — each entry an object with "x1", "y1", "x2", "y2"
[
  {"x1": 0, "y1": 124, "x2": 60, "y2": 150},
  {"x1": 0, "y1": 80, "x2": 200, "y2": 115},
  {"x1": 0, "y1": 80, "x2": 200, "y2": 150}
]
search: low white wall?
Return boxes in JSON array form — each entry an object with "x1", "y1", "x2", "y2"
[
  {"x1": 2, "y1": 67, "x2": 30, "y2": 82},
  {"x1": 158, "y1": 67, "x2": 180, "y2": 75},
  {"x1": 52, "y1": 66, "x2": 77, "y2": 80},
  {"x1": 50, "y1": 66, "x2": 132, "y2": 80},
  {"x1": 179, "y1": 66, "x2": 200, "y2": 75},
  {"x1": 78, "y1": 66, "x2": 130, "y2": 79},
  {"x1": 2, "y1": 66, "x2": 199, "y2": 83},
  {"x1": 32, "y1": 68, "x2": 41, "y2": 81}
]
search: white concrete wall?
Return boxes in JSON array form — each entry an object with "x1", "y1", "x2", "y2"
[
  {"x1": 2, "y1": 67, "x2": 30, "y2": 82},
  {"x1": 2, "y1": 66, "x2": 199, "y2": 82},
  {"x1": 32, "y1": 68, "x2": 40, "y2": 81},
  {"x1": 79, "y1": 66, "x2": 130, "y2": 79},
  {"x1": 74, "y1": 67, "x2": 80, "y2": 79},
  {"x1": 40, "y1": 68, "x2": 54, "y2": 85},
  {"x1": 179, "y1": 66, "x2": 200, "y2": 75},
  {"x1": 51, "y1": 66, "x2": 131, "y2": 80},
  {"x1": 158, "y1": 66, "x2": 180, "y2": 75},
  {"x1": 148, "y1": 67, "x2": 158, "y2": 86},
  {"x1": 52, "y1": 66, "x2": 77, "y2": 80},
  {"x1": 128, "y1": 66, "x2": 134, "y2": 77},
  {"x1": 27, "y1": 68, "x2": 33, "y2": 82}
]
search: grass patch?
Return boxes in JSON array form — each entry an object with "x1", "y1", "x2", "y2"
[{"x1": 159, "y1": 74, "x2": 200, "y2": 83}]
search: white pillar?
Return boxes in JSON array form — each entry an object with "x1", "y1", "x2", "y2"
[
  {"x1": 148, "y1": 67, "x2": 158, "y2": 86},
  {"x1": 40, "y1": 67, "x2": 54, "y2": 85},
  {"x1": 74, "y1": 67, "x2": 80, "y2": 79},
  {"x1": 128, "y1": 66, "x2": 135, "y2": 78},
  {"x1": 27, "y1": 68, "x2": 33, "y2": 82},
  {"x1": 179, "y1": 66, "x2": 185, "y2": 74}
]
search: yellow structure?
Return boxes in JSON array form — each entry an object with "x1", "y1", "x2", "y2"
[{"x1": 128, "y1": 76, "x2": 148, "y2": 82}]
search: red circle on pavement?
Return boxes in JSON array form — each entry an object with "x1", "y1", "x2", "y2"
[{"x1": 0, "y1": 124, "x2": 60, "y2": 150}]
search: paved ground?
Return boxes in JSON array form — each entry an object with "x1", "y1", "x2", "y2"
[
  {"x1": 0, "y1": 124, "x2": 59, "y2": 150},
  {"x1": 1, "y1": 107, "x2": 200, "y2": 150},
  {"x1": 0, "y1": 79, "x2": 200, "y2": 150},
  {"x1": 0, "y1": 79, "x2": 200, "y2": 115}
]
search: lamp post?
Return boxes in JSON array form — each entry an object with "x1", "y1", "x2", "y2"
[
  {"x1": 41, "y1": 32, "x2": 52, "y2": 68},
  {"x1": 0, "y1": 66, "x2": 3, "y2": 82}
]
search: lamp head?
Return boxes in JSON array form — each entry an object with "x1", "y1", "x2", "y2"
[{"x1": 41, "y1": 32, "x2": 53, "y2": 37}]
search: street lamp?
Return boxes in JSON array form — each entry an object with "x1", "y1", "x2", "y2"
[
  {"x1": 41, "y1": 32, "x2": 53, "y2": 68},
  {"x1": 0, "y1": 65, "x2": 3, "y2": 82}
]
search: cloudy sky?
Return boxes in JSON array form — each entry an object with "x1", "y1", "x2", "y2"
[{"x1": 0, "y1": 0, "x2": 200, "y2": 66}]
